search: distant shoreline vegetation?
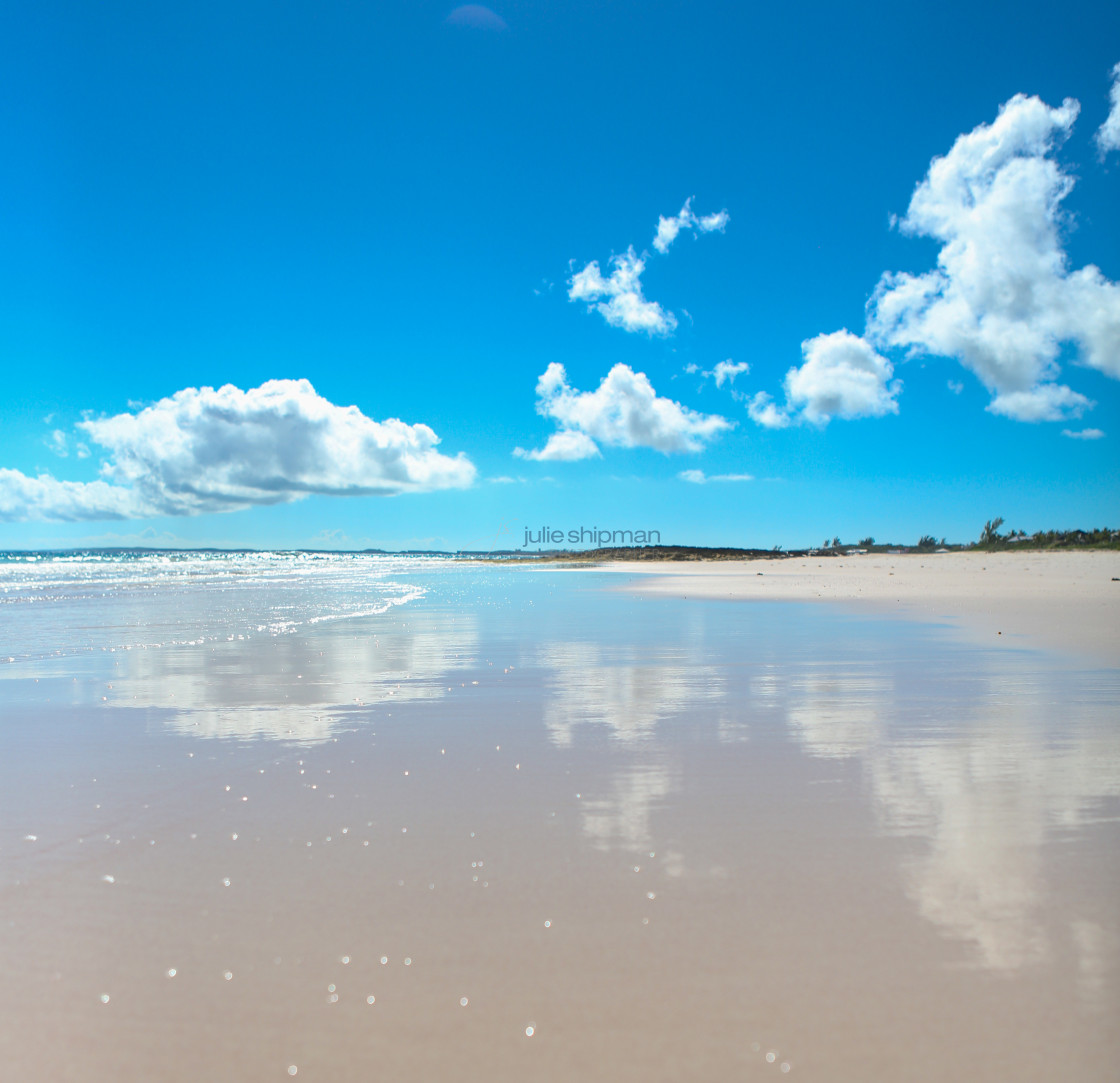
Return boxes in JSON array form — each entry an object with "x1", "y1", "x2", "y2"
[
  {"x1": 510, "y1": 519, "x2": 1119, "y2": 558},
  {"x1": 506, "y1": 523, "x2": 1120, "y2": 562},
  {"x1": 1, "y1": 523, "x2": 1117, "y2": 562}
]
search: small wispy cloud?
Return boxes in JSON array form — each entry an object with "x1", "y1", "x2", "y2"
[
  {"x1": 445, "y1": 5, "x2": 507, "y2": 31},
  {"x1": 1062, "y1": 427, "x2": 1105, "y2": 440},
  {"x1": 684, "y1": 359, "x2": 749, "y2": 393},
  {"x1": 569, "y1": 197, "x2": 728, "y2": 335},
  {"x1": 1096, "y1": 61, "x2": 1120, "y2": 156},
  {"x1": 746, "y1": 391, "x2": 791, "y2": 430},
  {"x1": 678, "y1": 469, "x2": 753, "y2": 484},
  {"x1": 710, "y1": 360, "x2": 749, "y2": 388},
  {"x1": 41, "y1": 427, "x2": 92, "y2": 459},
  {"x1": 653, "y1": 197, "x2": 730, "y2": 254}
]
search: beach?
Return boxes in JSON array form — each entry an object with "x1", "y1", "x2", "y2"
[
  {"x1": 1, "y1": 551, "x2": 1117, "y2": 1081},
  {"x1": 612, "y1": 550, "x2": 1120, "y2": 666}
]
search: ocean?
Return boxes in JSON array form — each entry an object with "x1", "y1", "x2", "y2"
[{"x1": 0, "y1": 550, "x2": 432, "y2": 662}]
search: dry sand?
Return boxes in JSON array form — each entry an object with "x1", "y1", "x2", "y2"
[{"x1": 611, "y1": 550, "x2": 1120, "y2": 667}]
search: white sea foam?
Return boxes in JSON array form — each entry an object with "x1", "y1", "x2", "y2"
[{"x1": 0, "y1": 550, "x2": 440, "y2": 662}]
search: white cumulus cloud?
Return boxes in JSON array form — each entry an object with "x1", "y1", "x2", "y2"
[
  {"x1": 0, "y1": 470, "x2": 147, "y2": 522},
  {"x1": 515, "y1": 363, "x2": 732, "y2": 461},
  {"x1": 987, "y1": 384, "x2": 1092, "y2": 422},
  {"x1": 514, "y1": 429, "x2": 601, "y2": 462},
  {"x1": 568, "y1": 248, "x2": 677, "y2": 336},
  {"x1": 746, "y1": 391, "x2": 790, "y2": 429},
  {"x1": 0, "y1": 379, "x2": 475, "y2": 522},
  {"x1": 748, "y1": 331, "x2": 899, "y2": 428},
  {"x1": 653, "y1": 197, "x2": 730, "y2": 254},
  {"x1": 865, "y1": 92, "x2": 1120, "y2": 421},
  {"x1": 787, "y1": 331, "x2": 900, "y2": 424},
  {"x1": 1097, "y1": 62, "x2": 1120, "y2": 156}
]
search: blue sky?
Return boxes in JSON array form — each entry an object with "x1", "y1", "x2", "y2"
[{"x1": 1, "y1": 0, "x2": 1118, "y2": 551}]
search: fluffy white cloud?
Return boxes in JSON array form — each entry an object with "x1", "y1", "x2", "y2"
[
  {"x1": 568, "y1": 248, "x2": 677, "y2": 336},
  {"x1": 698, "y1": 209, "x2": 730, "y2": 232},
  {"x1": 710, "y1": 359, "x2": 749, "y2": 388},
  {"x1": 653, "y1": 197, "x2": 730, "y2": 254},
  {"x1": 749, "y1": 330, "x2": 899, "y2": 428},
  {"x1": 514, "y1": 429, "x2": 601, "y2": 462},
  {"x1": 866, "y1": 92, "x2": 1120, "y2": 421},
  {"x1": 0, "y1": 379, "x2": 475, "y2": 522},
  {"x1": 0, "y1": 470, "x2": 146, "y2": 522},
  {"x1": 987, "y1": 384, "x2": 1092, "y2": 422},
  {"x1": 515, "y1": 362, "x2": 732, "y2": 460},
  {"x1": 787, "y1": 331, "x2": 900, "y2": 424},
  {"x1": 746, "y1": 391, "x2": 791, "y2": 429},
  {"x1": 1096, "y1": 62, "x2": 1120, "y2": 155},
  {"x1": 1062, "y1": 427, "x2": 1105, "y2": 440},
  {"x1": 678, "y1": 469, "x2": 753, "y2": 483}
]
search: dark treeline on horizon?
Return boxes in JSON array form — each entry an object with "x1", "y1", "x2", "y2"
[{"x1": 2, "y1": 523, "x2": 1118, "y2": 561}]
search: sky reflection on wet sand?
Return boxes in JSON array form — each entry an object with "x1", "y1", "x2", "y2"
[{"x1": 1, "y1": 565, "x2": 1117, "y2": 1080}]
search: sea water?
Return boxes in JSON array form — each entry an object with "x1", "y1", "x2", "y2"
[{"x1": 0, "y1": 550, "x2": 431, "y2": 661}]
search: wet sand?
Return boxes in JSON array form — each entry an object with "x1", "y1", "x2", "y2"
[
  {"x1": 611, "y1": 550, "x2": 1120, "y2": 666},
  {"x1": 1, "y1": 564, "x2": 1118, "y2": 1081}
]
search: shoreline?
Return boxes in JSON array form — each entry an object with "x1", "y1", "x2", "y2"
[{"x1": 599, "y1": 550, "x2": 1120, "y2": 667}]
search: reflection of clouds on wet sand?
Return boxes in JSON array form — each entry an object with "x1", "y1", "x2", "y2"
[
  {"x1": 785, "y1": 673, "x2": 889, "y2": 759},
  {"x1": 1072, "y1": 919, "x2": 1117, "y2": 1013},
  {"x1": 785, "y1": 669, "x2": 1120, "y2": 974},
  {"x1": 536, "y1": 640, "x2": 723, "y2": 855},
  {"x1": 168, "y1": 703, "x2": 339, "y2": 744},
  {"x1": 536, "y1": 641, "x2": 723, "y2": 746},
  {"x1": 117, "y1": 609, "x2": 479, "y2": 744},
  {"x1": 580, "y1": 759, "x2": 678, "y2": 853}
]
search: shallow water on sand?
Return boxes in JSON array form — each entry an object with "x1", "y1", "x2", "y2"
[{"x1": 1, "y1": 564, "x2": 1117, "y2": 1081}]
